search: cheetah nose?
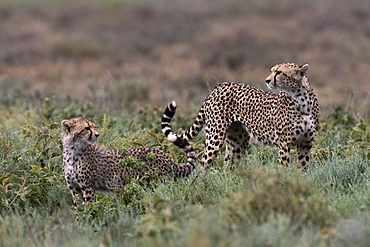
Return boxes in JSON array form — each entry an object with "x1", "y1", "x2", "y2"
[
  {"x1": 95, "y1": 133, "x2": 100, "y2": 138},
  {"x1": 266, "y1": 78, "x2": 271, "y2": 83}
]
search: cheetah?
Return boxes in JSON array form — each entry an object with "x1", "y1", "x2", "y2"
[
  {"x1": 61, "y1": 117, "x2": 195, "y2": 204},
  {"x1": 162, "y1": 63, "x2": 319, "y2": 169}
]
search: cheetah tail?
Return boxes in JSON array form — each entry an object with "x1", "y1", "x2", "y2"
[
  {"x1": 162, "y1": 101, "x2": 181, "y2": 145},
  {"x1": 162, "y1": 101, "x2": 196, "y2": 175}
]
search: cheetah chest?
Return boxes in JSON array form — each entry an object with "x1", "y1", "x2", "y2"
[
  {"x1": 63, "y1": 149, "x2": 93, "y2": 183},
  {"x1": 292, "y1": 114, "x2": 316, "y2": 144},
  {"x1": 302, "y1": 115, "x2": 315, "y2": 132},
  {"x1": 287, "y1": 94, "x2": 317, "y2": 143}
]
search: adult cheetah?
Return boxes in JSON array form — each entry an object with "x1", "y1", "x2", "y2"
[
  {"x1": 61, "y1": 117, "x2": 195, "y2": 204},
  {"x1": 162, "y1": 63, "x2": 319, "y2": 169}
]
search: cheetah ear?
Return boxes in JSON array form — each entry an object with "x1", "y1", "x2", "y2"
[
  {"x1": 298, "y1": 64, "x2": 309, "y2": 73},
  {"x1": 61, "y1": 120, "x2": 71, "y2": 133}
]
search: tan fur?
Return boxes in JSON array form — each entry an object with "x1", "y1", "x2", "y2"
[
  {"x1": 163, "y1": 63, "x2": 319, "y2": 169},
  {"x1": 61, "y1": 117, "x2": 195, "y2": 204}
]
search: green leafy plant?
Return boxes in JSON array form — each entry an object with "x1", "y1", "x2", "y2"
[
  {"x1": 20, "y1": 120, "x2": 61, "y2": 168},
  {"x1": 136, "y1": 193, "x2": 181, "y2": 245}
]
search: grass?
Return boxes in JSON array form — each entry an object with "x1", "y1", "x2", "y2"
[
  {"x1": 0, "y1": 98, "x2": 369, "y2": 246},
  {"x1": 0, "y1": 0, "x2": 370, "y2": 246}
]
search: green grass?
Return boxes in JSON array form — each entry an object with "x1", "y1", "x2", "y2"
[
  {"x1": 0, "y1": 98, "x2": 369, "y2": 247},
  {"x1": 0, "y1": 0, "x2": 370, "y2": 246}
]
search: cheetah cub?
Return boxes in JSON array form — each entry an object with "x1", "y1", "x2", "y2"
[
  {"x1": 162, "y1": 63, "x2": 319, "y2": 169},
  {"x1": 61, "y1": 117, "x2": 195, "y2": 204}
]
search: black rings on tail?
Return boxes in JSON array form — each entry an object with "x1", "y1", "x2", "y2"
[{"x1": 162, "y1": 101, "x2": 196, "y2": 177}]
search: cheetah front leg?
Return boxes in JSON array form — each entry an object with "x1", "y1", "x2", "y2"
[
  {"x1": 278, "y1": 144, "x2": 291, "y2": 167},
  {"x1": 225, "y1": 122, "x2": 249, "y2": 169},
  {"x1": 81, "y1": 186, "x2": 95, "y2": 204},
  {"x1": 297, "y1": 142, "x2": 312, "y2": 169},
  {"x1": 66, "y1": 183, "x2": 84, "y2": 207}
]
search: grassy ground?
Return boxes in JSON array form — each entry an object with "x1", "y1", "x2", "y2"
[
  {"x1": 0, "y1": 0, "x2": 370, "y2": 246},
  {"x1": 0, "y1": 100, "x2": 369, "y2": 246}
]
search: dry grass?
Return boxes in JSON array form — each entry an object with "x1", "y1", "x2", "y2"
[{"x1": 0, "y1": 0, "x2": 369, "y2": 116}]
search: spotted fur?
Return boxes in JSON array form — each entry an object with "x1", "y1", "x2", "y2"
[
  {"x1": 61, "y1": 117, "x2": 195, "y2": 204},
  {"x1": 162, "y1": 63, "x2": 319, "y2": 169}
]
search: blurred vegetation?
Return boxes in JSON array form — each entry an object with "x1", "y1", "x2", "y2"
[
  {"x1": 0, "y1": 0, "x2": 369, "y2": 116},
  {"x1": 0, "y1": 0, "x2": 370, "y2": 246}
]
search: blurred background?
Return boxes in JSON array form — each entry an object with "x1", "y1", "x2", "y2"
[{"x1": 0, "y1": 0, "x2": 369, "y2": 117}]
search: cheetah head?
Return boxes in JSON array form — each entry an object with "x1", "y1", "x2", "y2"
[
  {"x1": 265, "y1": 63, "x2": 309, "y2": 93},
  {"x1": 61, "y1": 117, "x2": 100, "y2": 146}
]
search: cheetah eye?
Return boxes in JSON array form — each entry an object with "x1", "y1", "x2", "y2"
[
  {"x1": 276, "y1": 71, "x2": 282, "y2": 75},
  {"x1": 85, "y1": 127, "x2": 91, "y2": 131}
]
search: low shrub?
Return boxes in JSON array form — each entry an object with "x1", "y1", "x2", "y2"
[{"x1": 227, "y1": 167, "x2": 337, "y2": 229}]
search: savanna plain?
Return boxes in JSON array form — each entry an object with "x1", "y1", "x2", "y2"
[{"x1": 0, "y1": 0, "x2": 369, "y2": 246}]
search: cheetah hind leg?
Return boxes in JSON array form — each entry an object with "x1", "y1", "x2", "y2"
[{"x1": 224, "y1": 122, "x2": 249, "y2": 170}]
